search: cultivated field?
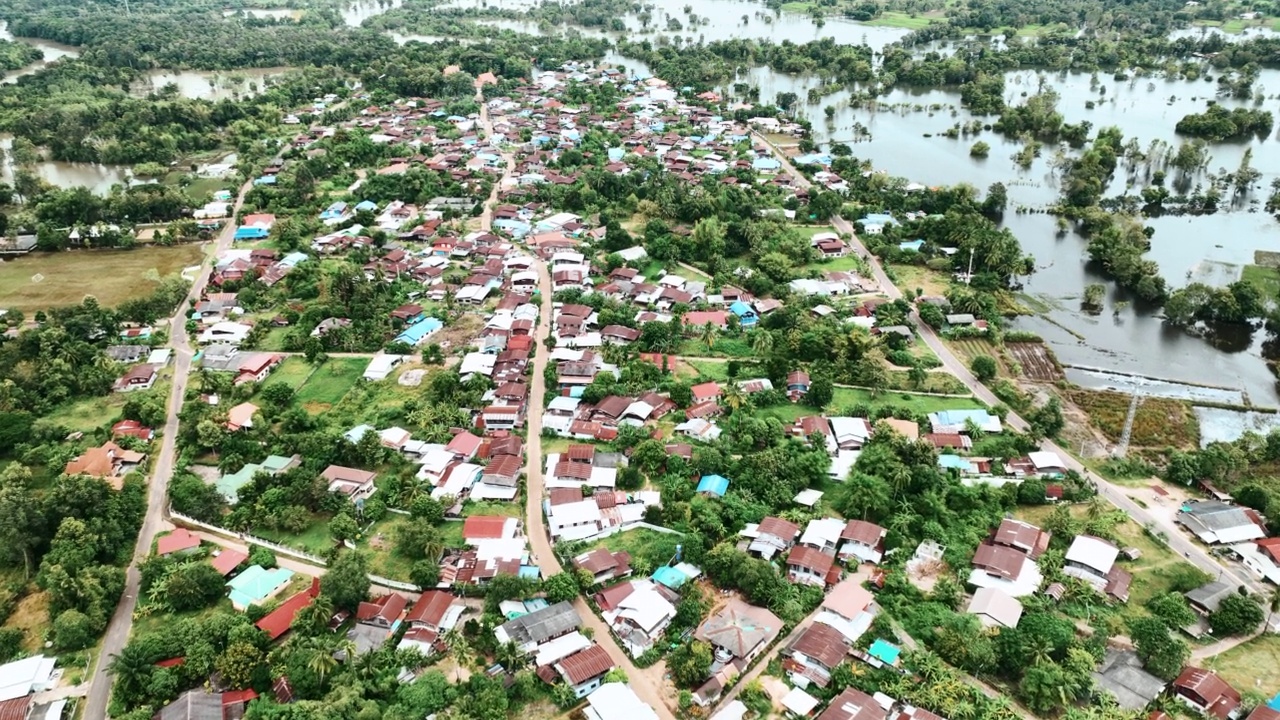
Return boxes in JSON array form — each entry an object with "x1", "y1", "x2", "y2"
[
  {"x1": 0, "y1": 245, "x2": 204, "y2": 312},
  {"x1": 1067, "y1": 389, "x2": 1200, "y2": 449},
  {"x1": 1007, "y1": 342, "x2": 1063, "y2": 381}
]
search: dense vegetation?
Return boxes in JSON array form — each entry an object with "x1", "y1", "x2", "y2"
[{"x1": 1175, "y1": 105, "x2": 1274, "y2": 141}]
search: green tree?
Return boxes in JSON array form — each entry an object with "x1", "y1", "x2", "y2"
[
  {"x1": 542, "y1": 572, "x2": 580, "y2": 603},
  {"x1": 216, "y1": 641, "x2": 266, "y2": 690},
  {"x1": 805, "y1": 376, "x2": 834, "y2": 408},
  {"x1": 1210, "y1": 593, "x2": 1264, "y2": 636},
  {"x1": 320, "y1": 551, "x2": 371, "y2": 612},
  {"x1": 166, "y1": 562, "x2": 227, "y2": 611},
  {"x1": 668, "y1": 640, "x2": 713, "y2": 687},
  {"x1": 970, "y1": 355, "x2": 998, "y2": 381},
  {"x1": 51, "y1": 608, "x2": 97, "y2": 651},
  {"x1": 329, "y1": 513, "x2": 359, "y2": 543},
  {"x1": 1129, "y1": 616, "x2": 1189, "y2": 680},
  {"x1": 1147, "y1": 592, "x2": 1196, "y2": 630}
]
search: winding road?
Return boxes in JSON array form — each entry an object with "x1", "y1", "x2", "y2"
[
  {"x1": 84, "y1": 181, "x2": 251, "y2": 720},
  {"x1": 753, "y1": 132, "x2": 1266, "y2": 597}
]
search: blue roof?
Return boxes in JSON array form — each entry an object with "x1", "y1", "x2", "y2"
[
  {"x1": 794, "y1": 153, "x2": 833, "y2": 166},
  {"x1": 608, "y1": 148, "x2": 625, "y2": 162},
  {"x1": 752, "y1": 157, "x2": 781, "y2": 170},
  {"x1": 697, "y1": 475, "x2": 729, "y2": 497},
  {"x1": 861, "y1": 213, "x2": 898, "y2": 226},
  {"x1": 234, "y1": 227, "x2": 269, "y2": 240},
  {"x1": 280, "y1": 251, "x2": 309, "y2": 268},
  {"x1": 344, "y1": 424, "x2": 374, "y2": 443},
  {"x1": 898, "y1": 239, "x2": 925, "y2": 252},
  {"x1": 226, "y1": 565, "x2": 294, "y2": 607},
  {"x1": 933, "y1": 409, "x2": 994, "y2": 426},
  {"x1": 1267, "y1": 691, "x2": 1280, "y2": 711},
  {"x1": 728, "y1": 301, "x2": 756, "y2": 317},
  {"x1": 937, "y1": 454, "x2": 971, "y2": 471},
  {"x1": 523, "y1": 598, "x2": 549, "y2": 611},
  {"x1": 395, "y1": 317, "x2": 443, "y2": 345},
  {"x1": 652, "y1": 566, "x2": 689, "y2": 590},
  {"x1": 868, "y1": 639, "x2": 900, "y2": 665},
  {"x1": 253, "y1": 175, "x2": 277, "y2": 185},
  {"x1": 355, "y1": 200, "x2": 377, "y2": 212}
]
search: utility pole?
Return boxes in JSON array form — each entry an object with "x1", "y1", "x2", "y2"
[{"x1": 966, "y1": 247, "x2": 974, "y2": 286}]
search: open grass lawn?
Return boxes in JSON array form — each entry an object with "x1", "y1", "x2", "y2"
[
  {"x1": 888, "y1": 263, "x2": 952, "y2": 298},
  {"x1": 363, "y1": 515, "x2": 415, "y2": 582},
  {"x1": 440, "y1": 520, "x2": 465, "y2": 549},
  {"x1": 294, "y1": 357, "x2": 366, "y2": 412},
  {"x1": 799, "y1": 254, "x2": 868, "y2": 274},
  {"x1": 39, "y1": 390, "x2": 136, "y2": 434},
  {"x1": 593, "y1": 528, "x2": 683, "y2": 574},
  {"x1": 678, "y1": 336, "x2": 757, "y2": 359},
  {"x1": 253, "y1": 514, "x2": 335, "y2": 556},
  {"x1": 0, "y1": 245, "x2": 205, "y2": 312},
  {"x1": 1205, "y1": 633, "x2": 1280, "y2": 694},
  {"x1": 462, "y1": 500, "x2": 523, "y2": 518},
  {"x1": 1242, "y1": 264, "x2": 1280, "y2": 298},
  {"x1": 256, "y1": 326, "x2": 293, "y2": 352},
  {"x1": 682, "y1": 358, "x2": 732, "y2": 382},
  {"x1": 755, "y1": 386, "x2": 979, "y2": 423},
  {"x1": 865, "y1": 11, "x2": 941, "y2": 28},
  {"x1": 886, "y1": 368, "x2": 967, "y2": 394},
  {"x1": 270, "y1": 357, "x2": 316, "y2": 390},
  {"x1": 1066, "y1": 389, "x2": 1200, "y2": 450},
  {"x1": 325, "y1": 372, "x2": 414, "y2": 428}
]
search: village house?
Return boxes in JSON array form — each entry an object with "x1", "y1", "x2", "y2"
[
  {"x1": 399, "y1": 590, "x2": 465, "y2": 654},
  {"x1": 114, "y1": 364, "x2": 157, "y2": 392},
  {"x1": 783, "y1": 621, "x2": 850, "y2": 687},
  {"x1": 597, "y1": 579, "x2": 678, "y2": 657},
  {"x1": 968, "y1": 542, "x2": 1044, "y2": 597},
  {"x1": 1062, "y1": 535, "x2": 1132, "y2": 602},
  {"x1": 495, "y1": 601, "x2": 583, "y2": 653},
  {"x1": 321, "y1": 465, "x2": 378, "y2": 501},
  {"x1": 1171, "y1": 667, "x2": 1242, "y2": 720},
  {"x1": 550, "y1": 644, "x2": 616, "y2": 698},
  {"x1": 64, "y1": 441, "x2": 147, "y2": 490},
  {"x1": 787, "y1": 545, "x2": 839, "y2": 588},
  {"x1": 745, "y1": 516, "x2": 800, "y2": 560},
  {"x1": 840, "y1": 520, "x2": 888, "y2": 565}
]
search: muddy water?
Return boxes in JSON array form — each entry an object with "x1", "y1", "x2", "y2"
[
  {"x1": 0, "y1": 136, "x2": 134, "y2": 195},
  {"x1": 0, "y1": 22, "x2": 81, "y2": 83},
  {"x1": 135, "y1": 67, "x2": 291, "y2": 100},
  {"x1": 223, "y1": 8, "x2": 304, "y2": 20}
]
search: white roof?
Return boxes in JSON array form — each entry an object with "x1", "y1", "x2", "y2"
[
  {"x1": 800, "y1": 517, "x2": 845, "y2": 549},
  {"x1": 534, "y1": 631, "x2": 594, "y2": 667},
  {"x1": 781, "y1": 687, "x2": 820, "y2": 716},
  {"x1": 547, "y1": 396, "x2": 581, "y2": 412},
  {"x1": 711, "y1": 700, "x2": 748, "y2": 720},
  {"x1": 584, "y1": 684, "x2": 659, "y2": 720},
  {"x1": 829, "y1": 416, "x2": 872, "y2": 443},
  {"x1": 471, "y1": 483, "x2": 520, "y2": 501},
  {"x1": 616, "y1": 582, "x2": 677, "y2": 633},
  {"x1": 967, "y1": 587, "x2": 1024, "y2": 628},
  {"x1": 616, "y1": 246, "x2": 647, "y2": 261},
  {"x1": 828, "y1": 450, "x2": 861, "y2": 480},
  {"x1": 363, "y1": 353, "x2": 404, "y2": 380},
  {"x1": 431, "y1": 463, "x2": 481, "y2": 499},
  {"x1": 474, "y1": 538, "x2": 526, "y2": 563},
  {"x1": 1065, "y1": 535, "x2": 1119, "y2": 574},
  {"x1": 0, "y1": 655, "x2": 56, "y2": 701},
  {"x1": 794, "y1": 489, "x2": 824, "y2": 507},
  {"x1": 459, "y1": 352, "x2": 496, "y2": 376},
  {"x1": 1029, "y1": 451, "x2": 1065, "y2": 470},
  {"x1": 146, "y1": 348, "x2": 172, "y2": 365},
  {"x1": 550, "y1": 348, "x2": 586, "y2": 362},
  {"x1": 512, "y1": 270, "x2": 539, "y2": 284},
  {"x1": 549, "y1": 499, "x2": 603, "y2": 529},
  {"x1": 416, "y1": 448, "x2": 455, "y2": 477}
]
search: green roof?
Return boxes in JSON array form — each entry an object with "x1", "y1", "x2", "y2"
[
  {"x1": 217, "y1": 463, "x2": 262, "y2": 504},
  {"x1": 261, "y1": 455, "x2": 296, "y2": 473}
]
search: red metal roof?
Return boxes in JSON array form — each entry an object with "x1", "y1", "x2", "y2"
[
  {"x1": 255, "y1": 578, "x2": 320, "y2": 641},
  {"x1": 405, "y1": 590, "x2": 456, "y2": 628},
  {"x1": 463, "y1": 515, "x2": 511, "y2": 540},
  {"x1": 156, "y1": 528, "x2": 201, "y2": 556},
  {"x1": 210, "y1": 549, "x2": 248, "y2": 576},
  {"x1": 557, "y1": 644, "x2": 615, "y2": 685}
]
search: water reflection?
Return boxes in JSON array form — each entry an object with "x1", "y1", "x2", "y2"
[
  {"x1": 343, "y1": 0, "x2": 404, "y2": 27},
  {"x1": 134, "y1": 68, "x2": 290, "y2": 100}
]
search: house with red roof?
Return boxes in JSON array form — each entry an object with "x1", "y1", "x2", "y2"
[
  {"x1": 1171, "y1": 667, "x2": 1241, "y2": 720},
  {"x1": 356, "y1": 592, "x2": 408, "y2": 629},
  {"x1": 463, "y1": 515, "x2": 521, "y2": 544},
  {"x1": 690, "y1": 382, "x2": 722, "y2": 404},
  {"x1": 446, "y1": 431, "x2": 483, "y2": 460},
  {"x1": 787, "y1": 546, "x2": 839, "y2": 589},
  {"x1": 111, "y1": 419, "x2": 154, "y2": 441},
  {"x1": 399, "y1": 590, "x2": 464, "y2": 654},
  {"x1": 156, "y1": 528, "x2": 201, "y2": 557},
  {"x1": 209, "y1": 548, "x2": 248, "y2": 577},
  {"x1": 255, "y1": 577, "x2": 320, "y2": 641}
]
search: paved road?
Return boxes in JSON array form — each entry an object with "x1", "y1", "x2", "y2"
[
  {"x1": 477, "y1": 95, "x2": 678, "y2": 719},
  {"x1": 84, "y1": 181, "x2": 251, "y2": 720},
  {"x1": 753, "y1": 133, "x2": 1266, "y2": 597}
]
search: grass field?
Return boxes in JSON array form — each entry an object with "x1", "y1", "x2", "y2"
[
  {"x1": 757, "y1": 386, "x2": 982, "y2": 422},
  {"x1": 254, "y1": 515, "x2": 334, "y2": 555},
  {"x1": 864, "y1": 11, "x2": 941, "y2": 28},
  {"x1": 678, "y1": 337, "x2": 756, "y2": 359},
  {"x1": 39, "y1": 390, "x2": 135, "y2": 434},
  {"x1": 294, "y1": 357, "x2": 366, "y2": 412},
  {"x1": 1242, "y1": 264, "x2": 1280, "y2": 298},
  {"x1": 1204, "y1": 633, "x2": 1280, "y2": 694},
  {"x1": 270, "y1": 357, "x2": 316, "y2": 390},
  {"x1": 0, "y1": 245, "x2": 204, "y2": 312},
  {"x1": 2, "y1": 585, "x2": 49, "y2": 653},
  {"x1": 888, "y1": 264, "x2": 952, "y2": 298},
  {"x1": 363, "y1": 516, "x2": 415, "y2": 582},
  {"x1": 593, "y1": 528, "x2": 683, "y2": 575}
]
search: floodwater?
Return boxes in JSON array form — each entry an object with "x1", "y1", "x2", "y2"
[
  {"x1": 1194, "y1": 406, "x2": 1280, "y2": 447},
  {"x1": 343, "y1": 0, "x2": 404, "y2": 27},
  {"x1": 222, "y1": 8, "x2": 304, "y2": 20},
  {"x1": 0, "y1": 22, "x2": 81, "y2": 83},
  {"x1": 387, "y1": 31, "x2": 474, "y2": 44},
  {"x1": 135, "y1": 67, "x2": 291, "y2": 100},
  {"x1": 0, "y1": 136, "x2": 134, "y2": 195},
  {"x1": 1064, "y1": 366, "x2": 1245, "y2": 404}
]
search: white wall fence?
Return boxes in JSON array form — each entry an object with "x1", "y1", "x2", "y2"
[{"x1": 168, "y1": 508, "x2": 419, "y2": 593}]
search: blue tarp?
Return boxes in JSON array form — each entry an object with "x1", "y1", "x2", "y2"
[
  {"x1": 355, "y1": 200, "x2": 377, "y2": 212},
  {"x1": 751, "y1": 157, "x2": 781, "y2": 171},
  {"x1": 932, "y1": 409, "x2": 995, "y2": 427},
  {"x1": 697, "y1": 475, "x2": 729, "y2": 497}
]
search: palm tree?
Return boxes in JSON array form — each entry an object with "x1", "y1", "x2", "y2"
[
  {"x1": 722, "y1": 383, "x2": 746, "y2": 413},
  {"x1": 107, "y1": 644, "x2": 154, "y2": 701},
  {"x1": 494, "y1": 641, "x2": 529, "y2": 672},
  {"x1": 750, "y1": 330, "x2": 773, "y2": 356},
  {"x1": 306, "y1": 638, "x2": 339, "y2": 682},
  {"x1": 699, "y1": 321, "x2": 719, "y2": 350}
]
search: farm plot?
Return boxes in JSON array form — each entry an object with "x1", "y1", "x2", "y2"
[
  {"x1": 1066, "y1": 389, "x2": 1200, "y2": 449},
  {"x1": 948, "y1": 338, "x2": 998, "y2": 364},
  {"x1": 1007, "y1": 342, "x2": 1063, "y2": 381}
]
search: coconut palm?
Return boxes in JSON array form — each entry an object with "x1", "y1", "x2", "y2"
[
  {"x1": 306, "y1": 637, "x2": 339, "y2": 682},
  {"x1": 699, "y1": 321, "x2": 719, "y2": 350},
  {"x1": 494, "y1": 641, "x2": 529, "y2": 672},
  {"x1": 750, "y1": 330, "x2": 773, "y2": 356},
  {"x1": 722, "y1": 383, "x2": 746, "y2": 413},
  {"x1": 107, "y1": 643, "x2": 154, "y2": 702}
]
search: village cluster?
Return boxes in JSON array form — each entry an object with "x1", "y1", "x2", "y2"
[{"x1": 9, "y1": 58, "x2": 1279, "y2": 720}]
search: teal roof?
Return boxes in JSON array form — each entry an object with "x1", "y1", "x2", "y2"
[
  {"x1": 217, "y1": 463, "x2": 262, "y2": 504},
  {"x1": 344, "y1": 424, "x2": 375, "y2": 443},
  {"x1": 652, "y1": 566, "x2": 689, "y2": 589},
  {"x1": 869, "y1": 638, "x2": 900, "y2": 665},
  {"x1": 937, "y1": 455, "x2": 972, "y2": 472},
  {"x1": 261, "y1": 455, "x2": 295, "y2": 473},
  {"x1": 226, "y1": 565, "x2": 293, "y2": 607},
  {"x1": 697, "y1": 475, "x2": 729, "y2": 496}
]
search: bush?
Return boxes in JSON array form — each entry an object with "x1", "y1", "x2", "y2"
[
  {"x1": 0, "y1": 628, "x2": 24, "y2": 663},
  {"x1": 971, "y1": 355, "x2": 998, "y2": 381},
  {"x1": 52, "y1": 609, "x2": 98, "y2": 651},
  {"x1": 970, "y1": 141, "x2": 991, "y2": 157}
]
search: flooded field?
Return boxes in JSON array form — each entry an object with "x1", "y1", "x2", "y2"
[
  {"x1": 1194, "y1": 406, "x2": 1280, "y2": 446},
  {"x1": 135, "y1": 67, "x2": 291, "y2": 100}
]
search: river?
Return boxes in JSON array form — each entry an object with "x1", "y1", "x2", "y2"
[{"x1": 0, "y1": 21, "x2": 81, "y2": 83}]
